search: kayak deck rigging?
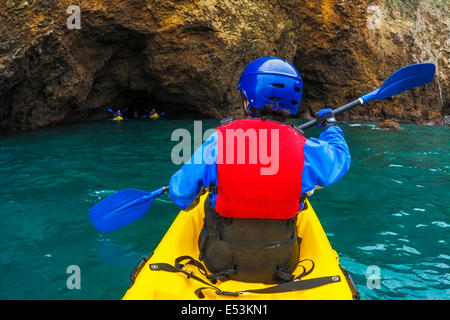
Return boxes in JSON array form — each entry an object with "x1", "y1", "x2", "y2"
[{"x1": 123, "y1": 192, "x2": 359, "y2": 300}]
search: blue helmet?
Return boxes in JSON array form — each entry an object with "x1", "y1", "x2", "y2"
[{"x1": 238, "y1": 57, "x2": 303, "y2": 115}]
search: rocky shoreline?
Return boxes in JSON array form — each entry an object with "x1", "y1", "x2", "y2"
[{"x1": 0, "y1": 0, "x2": 448, "y2": 133}]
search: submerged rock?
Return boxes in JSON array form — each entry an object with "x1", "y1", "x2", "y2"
[
  {"x1": 376, "y1": 119, "x2": 402, "y2": 130},
  {"x1": 0, "y1": 0, "x2": 448, "y2": 132}
]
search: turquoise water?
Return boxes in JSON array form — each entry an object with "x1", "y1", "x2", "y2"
[{"x1": 0, "y1": 119, "x2": 449, "y2": 300}]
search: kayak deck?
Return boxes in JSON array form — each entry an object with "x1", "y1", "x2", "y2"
[{"x1": 123, "y1": 193, "x2": 358, "y2": 300}]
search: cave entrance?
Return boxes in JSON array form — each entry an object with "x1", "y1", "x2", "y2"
[{"x1": 109, "y1": 90, "x2": 159, "y2": 119}]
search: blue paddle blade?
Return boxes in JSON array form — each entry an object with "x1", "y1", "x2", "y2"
[
  {"x1": 362, "y1": 63, "x2": 436, "y2": 103},
  {"x1": 160, "y1": 112, "x2": 166, "y2": 116},
  {"x1": 89, "y1": 187, "x2": 166, "y2": 232},
  {"x1": 108, "y1": 108, "x2": 114, "y2": 113}
]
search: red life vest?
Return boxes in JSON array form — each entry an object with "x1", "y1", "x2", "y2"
[{"x1": 215, "y1": 119, "x2": 306, "y2": 219}]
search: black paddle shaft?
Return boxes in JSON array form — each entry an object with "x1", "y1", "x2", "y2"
[{"x1": 297, "y1": 98, "x2": 363, "y2": 131}]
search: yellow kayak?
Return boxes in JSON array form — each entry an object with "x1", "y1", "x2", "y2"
[
  {"x1": 113, "y1": 116, "x2": 124, "y2": 121},
  {"x1": 150, "y1": 113, "x2": 159, "y2": 120},
  {"x1": 123, "y1": 192, "x2": 359, "y2": 300}
]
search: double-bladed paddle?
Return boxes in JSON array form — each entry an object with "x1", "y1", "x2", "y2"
[
  {"x1": 89, "y1": 187, "x2": 169, "y2": 232},
  {"x1": 297, "y1": 63, "x2": 436, "y2": 130}
]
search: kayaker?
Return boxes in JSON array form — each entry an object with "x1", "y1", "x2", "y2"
[{"x1": 169, "y1": 57, "x2": 351, "y2": 284}]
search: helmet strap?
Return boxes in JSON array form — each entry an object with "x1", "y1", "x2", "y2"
[
  {"x1": 240, "y1": 91, "x2": 259, "y2": 118},
  {"x1": 240, "y1": 91, "x2": 251, "y2": 116}
]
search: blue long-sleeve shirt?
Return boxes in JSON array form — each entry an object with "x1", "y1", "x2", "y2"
[{"x1": 170, "y1": 126, "x2": 351, "y2": 211}]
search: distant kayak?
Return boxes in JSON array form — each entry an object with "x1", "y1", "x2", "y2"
[
  {"x1": 113, "y1": 116, "x2": 124, "y2": 121},
  {"x1": 142, "y1": 111, "x2": 166, "y2": 120}
]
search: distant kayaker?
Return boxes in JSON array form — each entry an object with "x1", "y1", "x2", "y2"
[{"x1": 169, "y1": 57, "x2": 351, "y2": 284}]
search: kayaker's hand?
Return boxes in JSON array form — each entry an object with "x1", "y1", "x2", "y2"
[{"x1": 315, "y1": 108, "x2": 337, "y2": 129}]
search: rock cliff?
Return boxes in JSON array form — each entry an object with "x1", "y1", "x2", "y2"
[{"x1": 0, "y1": 0, "x2": 448, "y2": 132}]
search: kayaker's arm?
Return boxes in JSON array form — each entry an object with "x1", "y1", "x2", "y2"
[
  {"x1": 302, "y1": 126, "x2": 351, "y2": 194},
  {"x1": 169, "y1": 133, "x2": 218, "y2": 211}
]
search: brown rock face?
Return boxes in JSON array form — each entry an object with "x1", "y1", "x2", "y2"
[
  {"x1": 294, "y1": 0, "x2": 449, "y2": 124},
  {"x1": 0, "y1": 0, "x2": 448, "y2": 133}
]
